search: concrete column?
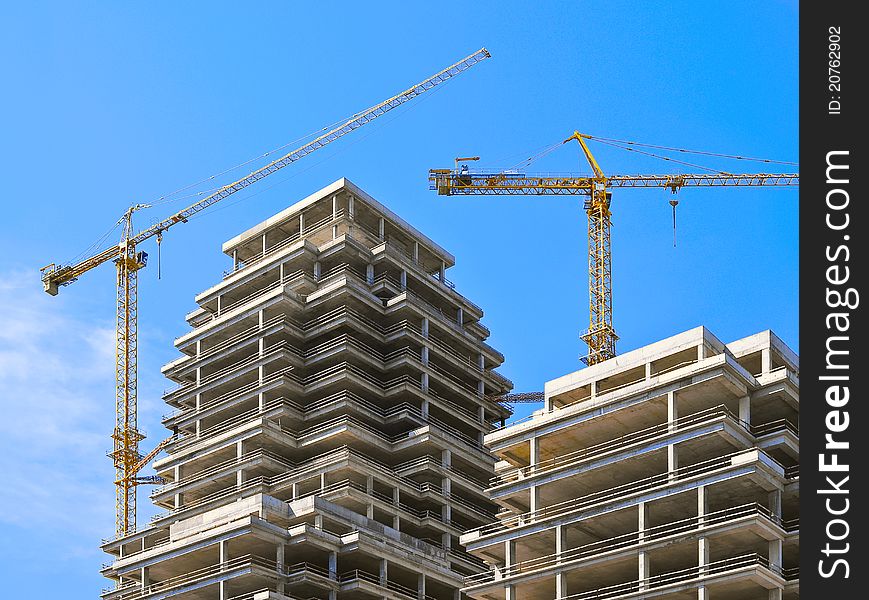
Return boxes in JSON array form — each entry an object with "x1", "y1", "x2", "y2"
[
  {"x1": 258, "y1": 392, "x2": 265, "y2": 411},
  {"x1": 216, "y1": 295, "x2": 222, "y2": 316},
  {"x1": 232, "y1": 249, "x2": 239, "y2": 271},
  {"x1": 320, "y1": 472, "x2": 327, "y2": 491},
  {"x1": 366, "y1": 263, "x2": 375, "y2": 284},
  {"x1": 173, "y1": 465, "x2": 183, "y2": 508},
  {"x1": 393, "y1": 515, "x2": 400, "y2": 530},
  {"x1": 505, "y1": 584, "x2": 516, "y2": 600},
  {"x1": 276, "y1": 543, "x2": 286, "y2": 593},
  {"x1": 258, "y1": 337, "x2": 265, "y2": 356},
  {"x1": 697, "y1": 585, "x2": 709, "y2": 600},
  {"x1": 697, "y1": 343, "x2": 707, "y2": 361},
  {"x1": 219, "y1": 538, "x2": 228, "y2": 565},
  {"x1": 413, "y1": 241, "x2": 419, "y2": 264},
  {"x1": 761, "y1": 348, "x2": 773, "y2": 374},
  {"x1": 441, "y1": 449, "x2": 452, "y2": 468},
  {"x1": 638, "y1": 502, "x2": 650, "y2": 589},
  {"x1": 645, "y1": 361, "x2": 652, "y2": 380},
  {"x1": 697, "y1": 486, "x2": 708, "y2": 524},
  {"x1": 478, "y1": 405, "x2": 486, "y2": 424},
  {"x1": 439, "y1": 260, "x2": 446, "y2": 282},
  {"x1": 667, "y1": 391, "x2": 679, "y2": 480},
  {"x1": 400, "y1": 270, "x2": 407, "y2": 290},
  {"x1": 769, "y1": 537, "x2": 783, "y2": 570},
  {"x1": 421, "y1": 346, "x2": 429, "y2": 365},
  {"x1": 379, "y1": 558, "x2": 388, "y2": 585},
  {"x1": 555, "y1": 525, "x2": 566, "y2": 559},
  {"x1": 529, "y1": 437, "x2": 540, "y2": 470},
  {"x1": 441, "y1": 502, "x2": 451, "y2": 523},
  {"x1": 739, "y1": 395, "x2": 751, "y2": 427},
  {"x1": 667, "y1": 391, "x2": 678, "y2": 429},
  {"x1": 236, "y1": 469, "x2": 245, "y2": 488},
  {"x1": 555, "y1": 571, "x2": 567, "y2": 599},
  {"x1": 314, "y1": 514, "x2": 323, "y2": 529},
  {"x1": 442, "y1": 531, "x2": 451, "y2": 549},
  {"x1": 196, "y1": 339, "x2": 201, "y2": 358},
  {"x1": 348, "y1": 194, "x2": 355, "y2": 219},
  {"x1": 291, "y1": 482, "x2": 298, "y2": 500},
  {"x1": 442, "y1": 477, "x2": 451, "y2": 497},
  {"x1": 332, "y1": 194, "x2": 338, "y2": 219},
  {"x1": 638, "y1": 501, "x2": 649, "y2": 537},
  {"x1": 421, "y1": 399, "x2": 429, "y2": 418},
  {"x1": 366, "y1": 475, "x2": 374, "y2": 493},
  {"x1": 379, "y1": 216, "x2": 385, "y2": 240},
  {"x1": 505, "y1": 539, "x2": 516, "y2": 570},
  {"x1": 769, "y1": 489, "x2": 782, "y2": 519},
  {"x1": 258, "y1": 364, "x2": 264, "y2": 385},
  {"x1": 456, "y1": 307, "x2": 463, "y2": 326},
  {"x1": 769, "y1": 588, "x2": 783, "y2": 600},
  {"x1": 314, "y1": 261, "x2": 321, "y2": 281},
  {"x1": 140, "y1": 566, "x2": 149, "y2": 590},
  {"x1": 328, "y1": 551, "x2": 338, "y2": 580},
  {"x1": 698, "y1": 535, "x2": 710, "y2": 575},
  {"x1": 417, "y1": 573, "x2": 426, "y2": 600},
  {"x1": 299, "y1": 212, "x2": 305, "y2": 235},
  {"x1": 421, "y1": 317, "x2": 429, "y2": 338},
  {"x1": 258, "y1": 309, "x2": 264, "y2": 328},
  {"x1": 668, "y1": 444, "x2": 679, "y2": 477},
  {"x1": 638, "y1": 550, "x2": 650, "y2": 590},
  {"x1": 590, "y1": 380, "x2": 598, "y2": 399},
  {"x1": 261, "y1": 233, "x2": 267, "y2": 256},
  {"x1": 421, "y1": 372, "x2": 429, "y2": 392}
]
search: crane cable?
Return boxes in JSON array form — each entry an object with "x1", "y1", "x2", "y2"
[
  {"x1": 584, "y1": 134, "x2": 799, "y2": 166},
  {"x1": 590, "y1": 138, "x2": 733, "y2": 174},
  {"x1": 63, "y1": 66, "x2": 462, "y2": 267},
  {"x1": 182, "y1": 67, "x2": 458, "y2": 224}
]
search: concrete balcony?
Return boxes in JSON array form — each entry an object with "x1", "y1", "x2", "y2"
[{"x1": 461, "y1": 449, "x2": 794, "y2": 552}]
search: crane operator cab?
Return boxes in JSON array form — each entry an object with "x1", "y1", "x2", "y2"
[{"x1": 458, "y1": 163, "x2": 472, "y2": 187}]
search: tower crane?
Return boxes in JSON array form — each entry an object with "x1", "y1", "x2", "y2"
[
  {"x1": 429, "y1": 132, "x2": 798, "y2": 366},
  {"x1": 39, "y1": 48, "x2": 491, "y2": 538}
]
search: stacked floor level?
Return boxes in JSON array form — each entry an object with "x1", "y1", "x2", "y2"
[
  {"x1": 100, "y1": 178, "x2": 513, "y2": 600},
  {"x1": 460, "y1": 327, "x2": 799, "y2": 600}
]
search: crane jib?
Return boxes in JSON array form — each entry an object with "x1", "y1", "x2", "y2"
[{"x1": 39, "y1": 47, "x2": 492, "y2": 538}]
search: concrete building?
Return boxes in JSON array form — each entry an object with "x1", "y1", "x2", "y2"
[
  {"x1": 459, "y1": 327, "x2": 799, "y2": 600},
  {"x1": 100, "y1": 178, "x2": 514, "y2": 600}
]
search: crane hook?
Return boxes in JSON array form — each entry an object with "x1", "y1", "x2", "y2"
[
  {"x1": 669, "y1": 199, "x2": 679, "y2": 247},
  {"x1": 156, "y1": 231, "x2": 163, "y2": 279}
]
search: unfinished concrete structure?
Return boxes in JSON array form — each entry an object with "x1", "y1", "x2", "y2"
[
  {"x1": 460, "y1": 327, "x2": 799, "y2": 600},
  {"x1": 100, "y1": 178, "x2": 513, "y2": 600}
]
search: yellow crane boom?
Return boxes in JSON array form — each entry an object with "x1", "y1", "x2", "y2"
[
  {"x1": 40, "y1": 47, "x2": 491, "y2": 538},
  {"x1": 429, "y1": 132, "x2": 798, "y2": 366}
]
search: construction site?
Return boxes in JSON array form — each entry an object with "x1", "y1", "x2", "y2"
[{"x1": 35, "y1": 45, "x2": 799, "y2": 600}]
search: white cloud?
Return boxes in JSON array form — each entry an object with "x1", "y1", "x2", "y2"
[{"x1": 0, "y1": 271, "x2": 116, "y2": 542}]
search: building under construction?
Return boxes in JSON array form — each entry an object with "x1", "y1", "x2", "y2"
[
  {"x1": 99, "y1": 178, "x2": 514, "y2": 600},
  {"x1": 459, "y1": 327, "x2": 799, "y2": 600}
]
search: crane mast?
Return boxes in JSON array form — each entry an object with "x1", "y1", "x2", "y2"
[
  {"x1": 429, "y1": 132, "x2": 798, "y2": 365},
  {"x1": 40, "y1": 47, "x2": 491, "y2": 538}
]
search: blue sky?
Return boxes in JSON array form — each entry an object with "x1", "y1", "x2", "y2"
[{"x1": 0, "y1": 1, "x2": 797, "y2": 594}]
